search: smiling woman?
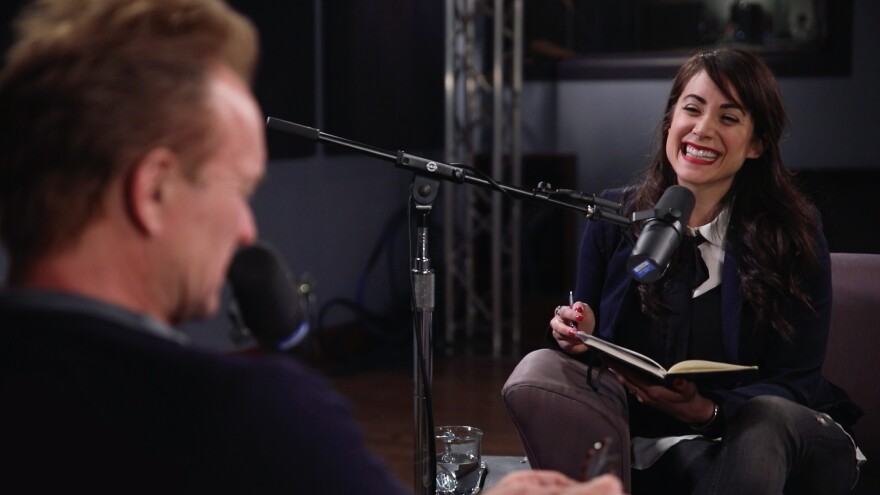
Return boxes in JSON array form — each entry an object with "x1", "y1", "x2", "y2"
[
  {"x1": 504, "y1": 47, "x2": 863, "y2": 494},
  {"x1": 665, "y1": 70, "x2": 763, "y2": 224}
]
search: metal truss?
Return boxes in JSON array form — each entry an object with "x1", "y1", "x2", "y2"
[{"x1": 443, "y1": 0, "x2": 523, "y2": 357}]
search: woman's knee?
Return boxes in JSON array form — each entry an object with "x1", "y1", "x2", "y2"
[
  {"x1": 503, "y1": 349, "x2": 625, "y2": 400},
  {"x1": 725, "y1": 396, "x2": 807, "y2": 443},
  {"x1": 733, "y1": 396, "x2": 803, "y2": 425},
  {"x1": 726, "y1": 395, "x2": 851, "y2": 450}
]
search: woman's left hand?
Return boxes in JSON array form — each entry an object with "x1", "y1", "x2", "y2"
[{"x1": 611, "y1": 367, "x2": 716, "y2": 425}]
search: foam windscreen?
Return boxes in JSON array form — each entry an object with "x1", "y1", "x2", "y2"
[{"x1": 227, "y1": 242, "x2": 305, "y2": 351}]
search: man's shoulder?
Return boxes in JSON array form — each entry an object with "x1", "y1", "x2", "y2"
[
  {"x1": 0, "y1": 297, "x2": 345, "y2": 444},
  {"x1": 0, "y1": 301, "x2": 406, "y2": 494},
  {"x1": 0, "y1": 297, "x2": 329, "y2": 403}
]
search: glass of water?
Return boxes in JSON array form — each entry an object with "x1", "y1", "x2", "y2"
[{"x1": 435, "y1": 426, "x2": 484, "y2": 494}]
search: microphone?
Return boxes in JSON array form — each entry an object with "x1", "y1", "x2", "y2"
[
  {"x1": 626, "y1": 185, "x2": 696, "y2": 283},
  {"x1": 227, "y1": 242, "x2": 308, "y2": 351}
]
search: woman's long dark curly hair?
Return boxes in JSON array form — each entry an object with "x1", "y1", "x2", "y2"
[{"x1": 629, "y1": 48, "x2": 820, "y2": 341}]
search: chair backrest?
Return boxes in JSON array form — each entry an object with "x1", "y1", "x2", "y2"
[{"x1": 824, "y1": 253, "x2": 880, "y2": 472}]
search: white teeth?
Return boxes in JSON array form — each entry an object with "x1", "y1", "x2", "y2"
[{"x1": 685, "y1": 144, "x2": 718, "y2": 160}]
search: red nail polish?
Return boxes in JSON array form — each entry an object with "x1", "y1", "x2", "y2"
[
  {"x1": 567, "y1": 330, "x2": 577, "y2": 338},
  {"x1": 574, "y1": 306, "x2": 583, "y2": 313},
  {"x1": 576, "y1": 314, "x2": 584, "y2": 322}
]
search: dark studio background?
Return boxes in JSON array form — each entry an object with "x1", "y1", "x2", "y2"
[{"x1": 0, "y1": 1, "x2": 878, "y2": 364}]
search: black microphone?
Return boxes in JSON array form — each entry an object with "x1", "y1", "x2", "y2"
[
  {"x1": 227, "y1": 242, "x2": 307, "y2": 351},
  {"x1": 626, "y1": 185, "x2": 696, "y2": 283}
]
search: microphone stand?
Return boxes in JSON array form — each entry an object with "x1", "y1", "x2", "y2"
[
  {"x1": 410, "y1": 174, "x2": 439, "y2": 494},
  {"x1": 266, "y1": 117, "x2": 631, "y2": 495}
]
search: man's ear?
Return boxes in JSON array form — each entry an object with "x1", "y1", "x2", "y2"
[{"x1": 125, "y1": 148, "x2": 180, "y2": 235}]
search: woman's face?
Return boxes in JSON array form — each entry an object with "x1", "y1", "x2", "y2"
[{"x1": 665, "y1": 70, "x2": 763, "y2": 200}]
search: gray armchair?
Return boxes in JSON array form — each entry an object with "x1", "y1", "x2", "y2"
[
  {"x1": 503, "y1": 252, "x2": 880, "y2": 493},
  {"x1": 824, "y1": 253, "x2": 880, "y2": 493}
]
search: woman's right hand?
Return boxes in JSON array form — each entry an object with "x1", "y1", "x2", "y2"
[{"x1": 550, "y1": 300, "x2": 594, "y2": 355}]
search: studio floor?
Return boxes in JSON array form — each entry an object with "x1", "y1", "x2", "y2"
[{"x1": 331, "y1": 354, "x2": 526, "y2": 488}]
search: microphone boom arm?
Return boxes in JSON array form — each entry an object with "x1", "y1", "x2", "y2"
[{"x1": 266, "y1": 117, "x2": 631, "y2": 227}]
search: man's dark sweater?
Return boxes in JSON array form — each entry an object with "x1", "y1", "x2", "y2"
[{"x1": 0, "y1": 290, "x2": 408, "y2": 494}]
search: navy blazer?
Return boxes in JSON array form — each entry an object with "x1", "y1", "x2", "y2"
[{"x1": 571, "y1": 189, "x2": 854, "y2": 426}]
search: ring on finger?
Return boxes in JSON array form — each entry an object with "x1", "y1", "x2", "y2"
[{"x1": 554, "y1": 306, "x2": 563, "y2": 316}]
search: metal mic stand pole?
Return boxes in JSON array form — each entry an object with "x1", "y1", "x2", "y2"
[{"x1": 411, "y1": 175, "x2": 439, "y2": 495}]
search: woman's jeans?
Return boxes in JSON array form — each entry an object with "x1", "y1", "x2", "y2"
[
  {"x1": 504, "y1": 349, "x2": 859, "y2": 494},
  {"x1": 634, "y1": 395, "x2": 859, "y2": 494}
]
